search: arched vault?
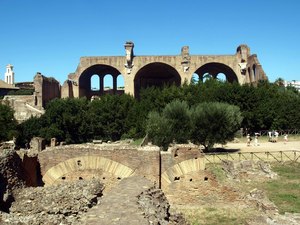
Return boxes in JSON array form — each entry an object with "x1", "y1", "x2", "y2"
[
  {"x1": 134, "y1": 62, "x2": 181, "y2": 97},
  {"x1": 194, "y1": 62, "x2": 238, "y2": 83},
  {"x1": 78, "y1": 64, "x2": 123, "y2": 98}
]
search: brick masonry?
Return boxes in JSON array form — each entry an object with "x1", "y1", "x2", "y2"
[{"x1": 38, "y1": 144, "x2": 204, "y2": 189}]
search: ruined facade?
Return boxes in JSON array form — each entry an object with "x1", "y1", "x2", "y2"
[
  {"x1": 61, "y1": 42, "x2": 267, "y2": 99},
  {"x1": 2, "y1": 73, "x2": 60, "y2": 122},
  {"x1": 33, "y1": 73, "x2": 61, "y2": 109}
]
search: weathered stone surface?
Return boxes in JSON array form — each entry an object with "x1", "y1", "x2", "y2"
[
  {"x1": 248, "y1": 188, "x2": 278, "y2": 213},
  {"x1": 137, "y1": 186, "x2": 187, "y2": 225},
  {"x1": 0, "y1": 149, "x2": 26, "y2": 212},
  {"x1": 1, "y1": 179, "x2": 103, "y2": 225},
  {"x1": 222, "y1": 160, "x2": 278, "y2": 180},
  {"x1": 79, "y1": 176, "x2": 186, "y2": 225}
]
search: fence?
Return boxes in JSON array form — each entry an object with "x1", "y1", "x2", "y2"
[
  {"x1": 242, "y1": 129, "x2": 300, "y2": 137},
  {"x1": 205, "y1": 150, "x2": 300, "y2": 164}
]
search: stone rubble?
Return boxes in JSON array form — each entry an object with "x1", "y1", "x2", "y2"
[
  {"x1": 0, "y1": 179, "x2": 103, "y2": 224},
  {"x1": 0, "y1": 149, "x2": 26, "y2": 212}
]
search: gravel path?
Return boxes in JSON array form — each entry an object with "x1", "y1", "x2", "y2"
[{"x1": 222, "y1": 140, "x2": 300, "y2": 153}]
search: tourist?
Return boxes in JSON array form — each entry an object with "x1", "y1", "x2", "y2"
[
  {"x1": 246, "y1": 134, "x2": 251, "y2": 146},
  {"x1": 254, "y1": 134, "x2": 260, "y2": 146},
  {"x1": 284, "y1": 133, "x2": 288, "y2": 144},
  {"x1": 268, "y1": 131, "x2": 272, "y2": 142},
  {"x1": 274, "y1": 130, "x2": 279, "y2": 142}
]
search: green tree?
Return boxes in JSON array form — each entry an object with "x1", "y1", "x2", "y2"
[
  {"x1": 89, "y1": 94, "x2": 136, "y2": 141},
  {"x1": 190, "y1": 102, "x2": 243, "y2": 151},
  {"x1": 0, "y1": 104, "x2": 18, "y2": 141},
  {"x1": 39, "y1": 98, "x2": 90, "y2": 143},
  {"x1": 161, "y1": 100, "x2": 191, "y2": 143},
  {"x1": 146, "y1": 111, "x2": 172, "y2": 150},
  {"x1": 146, "y1": 100, "x2": 191, "y2": 150},
  {"x1": 16, "y1": 116, "x2": 44, "y2": 147}
]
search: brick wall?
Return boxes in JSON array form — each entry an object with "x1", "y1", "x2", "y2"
[{"x1": 38, "y1": 144, "x2": 205, "y2": 188}]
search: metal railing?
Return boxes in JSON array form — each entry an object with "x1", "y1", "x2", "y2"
[{"x1": 205, "y1": 150, "x2": 300, "y2": 164}]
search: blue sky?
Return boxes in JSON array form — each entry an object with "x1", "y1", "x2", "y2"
[{"x1": 0, "y1": 0, "x2": 299, "y2": 85}]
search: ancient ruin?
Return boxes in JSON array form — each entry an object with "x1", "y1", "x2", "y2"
[
  {"x1": 1, "y1": 139, "x2": 300, "y2": 224},
  {"x1": 62, "y1": 42, "x2": 267, "y2": 98},
  {"x1": 0, "y1": 42, "x2": 267, "y2": 122}
]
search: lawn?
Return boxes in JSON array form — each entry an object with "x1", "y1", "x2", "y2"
[{"x1": 259, "y1": 162, "x2": 300, "y2": 214}]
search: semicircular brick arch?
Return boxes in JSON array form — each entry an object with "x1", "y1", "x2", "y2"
[
  {"x1": 43, "y1": 156, "x2": 135, "y2": 186},
  {"x1": 161, "y1": 158, "x2": 205, "y2": 189},
  {"x1": 194, "y1": 62, "x2": 238, "y2": 83}
]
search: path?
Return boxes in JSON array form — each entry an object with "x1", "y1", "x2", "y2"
[
  {"x1": 79, "y1": 176, "x2": 153, "y2": 225},
  {"x1": 222, "y1": 140, "x2": 300, "y2": 153}
]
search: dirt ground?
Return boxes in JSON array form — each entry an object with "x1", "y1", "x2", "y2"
[{"x1": 220, "y1": 139, "x2": 300, "y2": 153}]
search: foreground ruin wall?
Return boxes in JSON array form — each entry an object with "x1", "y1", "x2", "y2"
[
  {"x1": 160, "y1": 145, "x2": 205, "y2": 189},
  {"x1": 38, "y1": 145, "x2": 162, "y2": 186},
  {"x1": 38, "y1": 144, "x2": 204, "y2": 189},
  {"x1": 0, "y1": 150, "x2": 27, "y2": 212}
]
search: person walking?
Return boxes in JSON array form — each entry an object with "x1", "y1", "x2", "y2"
[
  {"x1": 254, "y1": 133, "x2": 260, "y2": 146},
  {"x1": 284, "y1": 133, "x2": 288, "y2": 144},
  {"x1": 274, "y1": 131, "x2": 279, "y2": 142},
  {"x1": 247, "y1": 134, "x2": 251, "y2": 146}
]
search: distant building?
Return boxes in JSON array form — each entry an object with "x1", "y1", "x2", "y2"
[
  {"x1": 284, "y1": 80, "x2": 300, "y2": 92},
  {"x1": 5, "y1": 64, "x2": 14, "y2": 85},
  {"x1": 0, "y1": 64, "x2": 19, "y2": 96}
]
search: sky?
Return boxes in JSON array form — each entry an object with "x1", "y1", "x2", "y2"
[{"x1": 0, "y1": 0, "x2": 299, "y2": 86}]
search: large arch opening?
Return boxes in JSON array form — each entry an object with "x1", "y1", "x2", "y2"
[
  {"x1": 79, "y1": 64, "x2": 124, "y2": 99},
  {"x1": 194, "y1": 63, "x2": 238, "y2": 83},
  {"x1": 134, "y1": 62, "x2": 181, "y2": 98}
]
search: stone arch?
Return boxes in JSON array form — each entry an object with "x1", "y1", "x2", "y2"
[
  {"x1": 134, "y1": 62, "x2": 181, "y2": 97},
  {"x1": 194, "y1": 62, "x2": 238, "y2": 83},
  {"x1": 42, "y1": 156, "x2": 135, "y2": 186},
  {"x1": 161, "y1": 157, "x2": 205, "y2": 188},
  {"x1": 78, "y1": 64, "x2": 124, "y2": 98}
]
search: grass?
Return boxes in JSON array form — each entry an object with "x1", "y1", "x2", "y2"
[
  {"x1": 260, "y1": 162, "x2": 300, "y2": 214},
  {"x1": 183, "y1": 162, "x2": 300, "y2": 224},
  {"x1": 206, "y1": 164, "x2": 227, "y2": 182},
  {"x1": 130, "y1": 138, "x2": 144, "y2": 146},
  {"x1": 183, "y1": 207, "x2": 254, "y2": 225}
]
